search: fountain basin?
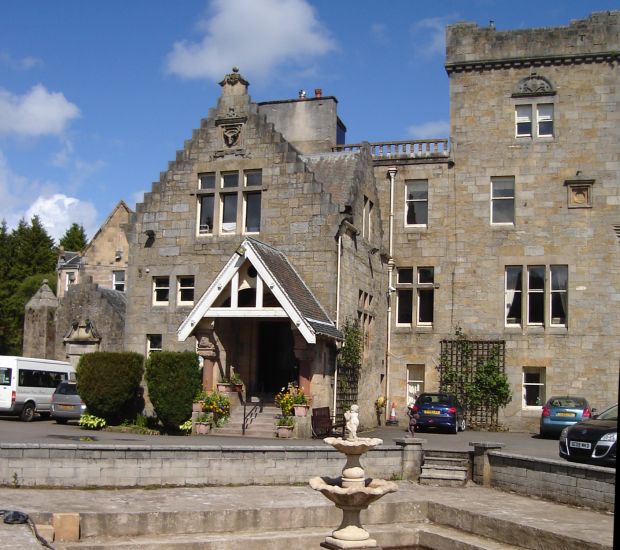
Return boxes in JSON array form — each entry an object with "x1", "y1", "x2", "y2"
[{"x1": 309, "y1": 476, "x2": 398, "y2": 509}]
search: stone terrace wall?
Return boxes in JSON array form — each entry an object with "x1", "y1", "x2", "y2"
[
  {"x1": 0, "y1": 444, "x2": 402, "y2": 488},
  {"x1": 487, "y1": 452, "x2": 615, "y2": 512}
]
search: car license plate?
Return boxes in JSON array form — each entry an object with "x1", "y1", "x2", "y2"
[
  {"x1": 424, "y1": 410, "x2": 440, "y2": 415},
  {"x1": 569, "y1": 441, "x2": 591, "y2": 449},
  {"x1": 58, "y1": 405, "x2": 73, "y2": 411},
  {"x1": 556, "y1": 412, "x2": 575, "y2": 417}
]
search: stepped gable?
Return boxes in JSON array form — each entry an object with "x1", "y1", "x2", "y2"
[{"x1": 247, "y1": 238, "x2": 341, "y2": 340}]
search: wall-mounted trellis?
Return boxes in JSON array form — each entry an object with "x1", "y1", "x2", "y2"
[
  {"x1": 438, "y1": 338, "x2": 506, "y2": 429},
  {"x1": 336, "y1": 365, "x2": 359, "y2": 422}
]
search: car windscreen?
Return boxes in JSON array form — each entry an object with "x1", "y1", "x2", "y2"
[
  {"x1": 597, "y1": 405, "x2": 618, "y2": 421},
  {"x1": 0, "y1": 367, "x2": 11, "y2": 385},
  {"x1": 55, "y1": 383, "x2": 78, "y2": 395},
  {"x1": 548, "y1": 397, "x2": 586, "y2": 408},
  {"x1": 419, "y1": 395, "x2": 453, "y2": 405}
]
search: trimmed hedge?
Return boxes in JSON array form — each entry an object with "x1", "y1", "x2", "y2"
[
  {"x1": 76, "y1": 352, "x2": 145, "y2": 424},
  {"x1": 146, "y1": 351, "x2": 202, "y2": 430}
]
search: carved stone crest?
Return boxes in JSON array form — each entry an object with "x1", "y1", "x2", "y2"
[
  {"x1": 222, "y1": 124, "x2": 241, "y2": 147},
  {"x1": 513, "y1": 75, "x2": 555, "y2": 97}
]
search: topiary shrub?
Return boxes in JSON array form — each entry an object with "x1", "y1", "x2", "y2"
[
  {"x1": 76, "y1": 352, "x2": 145, "y2": 424},
  {"x1": 146, "y1": 351, "x2": 202, "y2": 431}
]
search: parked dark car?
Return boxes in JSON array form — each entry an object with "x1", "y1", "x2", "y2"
[
  {"x1": 539, "y1": 396, "x2": 593, "y2": 438},
  {"x1": 559, "y1": 404, "x2": 617, "y2": 467},
  {"x1": 410, "y1": 392, "x2": 465, "y2": 434},
  {"x1": 50, "y1": 381, "x2": 86, "y2": 423}
]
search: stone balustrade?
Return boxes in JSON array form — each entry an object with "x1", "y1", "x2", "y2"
[{"x1": 333, "y1": 139, "x2": 450, "y2": 160}]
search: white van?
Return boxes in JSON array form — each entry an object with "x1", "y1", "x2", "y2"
[{"x1": 0, "y1": 356, "x2": 75, "y2": 421}]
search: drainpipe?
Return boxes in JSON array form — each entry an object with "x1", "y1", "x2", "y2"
[
  {"x1": 385, "y1": 167, "x2": 398, "y2": 422},
  {"x1": 333, "y1": 232, "x2": 342, "y2": 416}
]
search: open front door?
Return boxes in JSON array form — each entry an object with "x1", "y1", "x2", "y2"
[{"x1": 256, "y1": 321, "x2": 298, "y2": 398}]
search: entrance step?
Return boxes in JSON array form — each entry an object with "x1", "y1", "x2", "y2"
[
  {"x1": 420, "y1": 451, "x2": 470, "y2": 487},
  {"x1": 414, "y1": 523, "x2": 526, "y2": 550},
  {"x1": 212, "y1": 404, "x2": 280, "y2": 437}
]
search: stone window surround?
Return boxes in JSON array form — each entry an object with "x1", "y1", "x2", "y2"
[
  {"x1": 512, "y1": 98, "x2": 556, "y2": 140},
  {"x1": 395, "y1": 266, "x2": 435, "y2": 328},
  {"x1": 112, "y1": 270, "x2": 125, "y2": 292},
  {"x1": 504, "y1": 264, "x2": 568, "y2": 330},
  {"x1": 522, "y1": 366, "x2": 546, "y2": 410},
  {"x1": 362, "y1": 195, "x2": 373, "y2": 240},
  {"x1": 196, "y1": 168, "x2": 262, "y2": 237},
  {"x1": 146, "y1": 333, "x2": 162, "y2": 356},
  {"x1": 490, "y1": 176, "x2": 515, "y2": 225}
]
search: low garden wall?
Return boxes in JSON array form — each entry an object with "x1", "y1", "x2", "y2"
[
  {"x1": 0, "y1": 443, "x2": 404, "y2": 488},
  {"x1": 486, "y1": 451, "x2": 615, "y2": 512}
]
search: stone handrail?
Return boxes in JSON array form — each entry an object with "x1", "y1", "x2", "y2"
[{"x1": 333, "y1": 139, "x2": 450, "y2": 159}]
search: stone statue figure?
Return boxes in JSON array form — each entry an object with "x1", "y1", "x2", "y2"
[{"x1": 344, "y1": 404, "x2": 360, "y2": 440}]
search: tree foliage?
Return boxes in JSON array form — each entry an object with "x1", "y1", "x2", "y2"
[
  {"x1": 60, "y1": 223, "x2": 88, "y2": 251},
  {"x1": 0, "y1": 216, "x2": 57, "y2": 354},
  {"x1": 76, "y1": 352, "x2": 145, "y2": 424},
  {"x1": 145, "y1": 351, "x2": 202, "y2": 430},
  {"x1": 337, "y1": 319, "x2": 363, "y2": 371}
]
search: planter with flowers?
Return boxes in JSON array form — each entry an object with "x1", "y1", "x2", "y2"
[
  {"x1": 275, "y1": 415, "x2": 295, "y2": 438},
  {"x1": 292, "y1": 387, "x2": 310, "y2": 417},
  {"x1": 216, "y1": 371, "x2": 244, "y2": 393},
  {"x1": 202, "y1": 391, "x2": 231, "y2": 428},
  {"x1": 193, "y1": 412, "x2": 213, "y2": 435},
  {"x1": 276, "y1": 383, "x2": 310, "y2": 417}
]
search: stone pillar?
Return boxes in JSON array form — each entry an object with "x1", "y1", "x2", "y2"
[
  {"x1": 293, "y1": 331, "x2": 315, "y2": 396},
  {"x1": 470, "y1": 441, "x2": 504, "y2": 486},
  {"x1": 196, "y1": 330, "x2": 219, "y2": 391},
  {"x1": 394, "y1": 437, "x2": 426, "y2": 481}
]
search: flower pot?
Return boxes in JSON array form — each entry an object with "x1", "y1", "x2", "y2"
[
  {"x1": 194, "y1": 422, "x2": 211, "y2": 435},
  {"x1": 217, "y1": 383, "x2": 233, "y2": 393},
  {"x1": 293, "y1": 404, "x2": 309, "y2": 417},
  {"x1": 276, "y1": 425, "x2": 294, "y2": 438},
  {"x1": 192, "y1": 401, "x2": 204, "y2": 413}
]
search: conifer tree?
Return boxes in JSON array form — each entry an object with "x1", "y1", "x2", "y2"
[{"x1": 60, "y1": 223, "x2": 88, "y2": 251}]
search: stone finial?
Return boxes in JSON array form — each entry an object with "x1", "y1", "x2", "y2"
[{"x1": 219, "y1": 67, "x2": 249, "y2": 88}]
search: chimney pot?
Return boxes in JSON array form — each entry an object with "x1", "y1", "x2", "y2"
[{"x1": 314, "y1": 88, "x2": 322, "y2": 98}]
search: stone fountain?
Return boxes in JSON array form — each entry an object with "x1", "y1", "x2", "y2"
[{"x1": 309, "y1": 405, "x2": 398, "y2": 549}]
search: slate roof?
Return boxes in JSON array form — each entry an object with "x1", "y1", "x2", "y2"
[
  {"x1": 246, "y1": 238, "x2": 342, "y2": 340},
  {"x1": 57, "y1": 251, "x2": 81, "y2": 270}
]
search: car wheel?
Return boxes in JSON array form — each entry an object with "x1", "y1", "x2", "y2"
[
  {"x1": 55, "y1": 418, "x2": 68, "y2": 425},
  {"x1": 20, "y1": 402, "x2": 36, "y2": 422},
  {"x1": 459, "y1": 418, "x2": 466, "y2": 432}
]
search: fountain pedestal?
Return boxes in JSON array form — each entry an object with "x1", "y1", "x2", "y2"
[{"x1": 309, "y1": 436, "x2": 398, "y2": 549}]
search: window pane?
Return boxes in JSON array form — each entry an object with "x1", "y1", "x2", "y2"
[
  {"x1": 406, "y1": 202, "x2": 428, "y2": 225},
  {"x1": 406, "y1": 181, "x2": 428, "y2": 200},
  {"x1": 517, "y1": 122, "x2": 532, "y2": 136},
  {"x1": 418, "y1": 267, "x2": 434, "y2": 284},
  {"x1": 528, "y1": 293, "x2": 544, "y2": 324},
  {"x1": 492, "y1": 179, "x2": 514, "y2": 198},
  {"x1": 524, "y1": 384, "x2": 542, "y2": 406},
  {"x1": 179, "y1": 276, "x2": 194, "y2": 303},
  {"x1": 397, "y1": 290, "x2": 413, "y2": 323},
  {"x1": 551, "y1": 294, "x2": 566, "y2": 325},
  {"x1": 538, "y1": 121, "x2": 553, "y2": 136},
  {"x1": 516, "y1": 105, "x2": 532, "y2": 136},
  {"x1": 245, "y1": 192, "x2": 261, "y2": 232},
  {"x1": 528, "y1": 267, "x2": 545, "y2": 290},
  {"x1": 506, "y1": 266, "x2": 522, "y2": 291},
  {"x1": 492, "y1": 199, "x2": 515, "y2": 223},
  {"x1": 199, "y1": 173, "x2": 215, "y2": 189},
  {"x1": 222, "y1": 194, "x2": 237, "y2": 232},
  {"x1": 397, "y1": 268, "x2": 413, "y2": 284},
  {"x1": 506, "y1": 291, "x2": 522, "y2": 324},
  {"x1": 551, "y1": 265, "x2": 567, "y2": 290},
  {"x1": 246, "y1": 170, "x2": 262, "y2": 187},
  {"x1": 199, "y1": 195, "x2": 214, "y2": 234},
  {"x1": 418, "y1": 289, "x2": 434, "y2": 324},
  {"x1": 222, "y1": 172, "x2": 238, "y2": 188}
]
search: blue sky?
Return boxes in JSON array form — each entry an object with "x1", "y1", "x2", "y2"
[{"x1": 1, "y1": 0, "x2": 615, "y2": 241}]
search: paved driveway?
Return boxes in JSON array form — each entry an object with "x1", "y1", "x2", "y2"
[{"x1": 0, "y1": 415, "x2": 564, "y2": 461}]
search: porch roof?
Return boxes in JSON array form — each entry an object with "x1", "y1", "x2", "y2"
[{"x1": 177, "y1": 238, "x2": 341, "y2": 344}]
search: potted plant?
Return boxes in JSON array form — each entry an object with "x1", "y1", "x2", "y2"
[
  {"x1": 193, "y1": 412, "x2": 213, "y2": 435},
  {"x1": 292, "y1": 386, "x2": 310, "y2": 417},
  {"x1": 193, "y1": 389, "x2": 206, "y2": 412},
  {"x1": 275, "y1": 415, "x2": 295, "y2": 438},
  {"x1": 275, "y1": 385, "x2": 295, "y2": 417},
  {"x1": 229, "y1": 371, "x2": 244, "y2": 392},
  {"x1": 203, "y1": 391, "x2": 231, "y2": 427}
]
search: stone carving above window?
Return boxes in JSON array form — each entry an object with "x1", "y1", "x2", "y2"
[{"x1": 512, "y1": 75, "x2": 555, "y2": 97}]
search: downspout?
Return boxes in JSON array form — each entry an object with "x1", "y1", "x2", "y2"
[
  {"x1": 333, "y1": 232, "x2": 342, "y2": 416},
  {"x1": 385, "y1": 167, "x2": 398, "y2": 422}
]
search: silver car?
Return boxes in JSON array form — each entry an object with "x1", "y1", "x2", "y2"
[{"x1": 50, "y1": 381, "x2": 86, "y2": 423}]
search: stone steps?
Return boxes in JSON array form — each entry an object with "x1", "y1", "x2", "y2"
[
  {"x1": 420, "y1": 451, "x2": 470, "y2": 487},
  {"x1": 212, "y1": 404, "x2": 280, "y2": 437}
]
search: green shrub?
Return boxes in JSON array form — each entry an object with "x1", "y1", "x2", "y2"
[
  {"x1": 146, "y1": 351, "x2": 202, "y2": 431},
  {"x1": 76, "y1": 352, "x2": 144, "y2": 424},
  {"x1": 78, "y1": 413, "x2": 107, "y2": 430}
]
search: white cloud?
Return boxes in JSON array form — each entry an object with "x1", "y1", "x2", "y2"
[
  {"x1": 165, "y1": 0, "x2": 336, "y2": 82},
  {"x1": 407, "y1": 120, "x2": 450, "y2": 139},
  {"x1": 0, "y1": 52, "x2": 41, "y2": 70},
  {"x1": 0, "y1": 84, "x2": 80, "y2": 137},
  {"x1": 25, "y1": 194, "x2": 98, "y2": 242},
  {"x1": 411, "y1": 15, "x2": 455, "y2": 58}
]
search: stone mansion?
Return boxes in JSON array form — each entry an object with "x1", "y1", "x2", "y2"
[{"x1": 24, "y1": 12, "x2": 619, "y2": 430}]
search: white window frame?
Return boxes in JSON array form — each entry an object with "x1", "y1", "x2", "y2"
[
  {"x1": 416, "y1": 267, "x2": 434, "y2": 327},
  {"x1": 504, "y1": 266, "x2": 523, "y2": 327},
  {"x1": 491, "y1": 177, "x2": 515, "y2": 225},
  {"x1": 395, "y1": 268, "x2": 414, "y2": 326},
  {"x1": 112, "y1": 270, "x2": 125, "y2": 292},
  {"x1": 536, "y1": 103, "x2": 554, "y2": 137},
  {"x1": 527, "y1": 266, "x2": 545, "y2": 326},
  {"x1": 152, "y1": 276, "x2": 170, "y2": 306},
  {"x1": 404, "y1": 180, "x2": 428, "y2": 227},
  {"x1": 146, "y1": 334, "x2": 162, "y2": 356},
  {"x1": 516, "y1": 103, "x2": 554, "y2": 139},
  {"x1": 65, "y1": 271, "x2": 77, "y2": 291},
  {"x1": 177, "y1": 276, "x2": 195, "y2": 306},
  {"x1": 549, "y1": 265, "x2": 568, "y2": 327},
  {"x1": 515, "y1": 104, "x2": 532, "y2": 137},
  {"x1": 406, "y1": 364, "x2": 425, "y2": 405},
  {"x1": 522, "y1": 366, "x2": 546, "y2": 409}
]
